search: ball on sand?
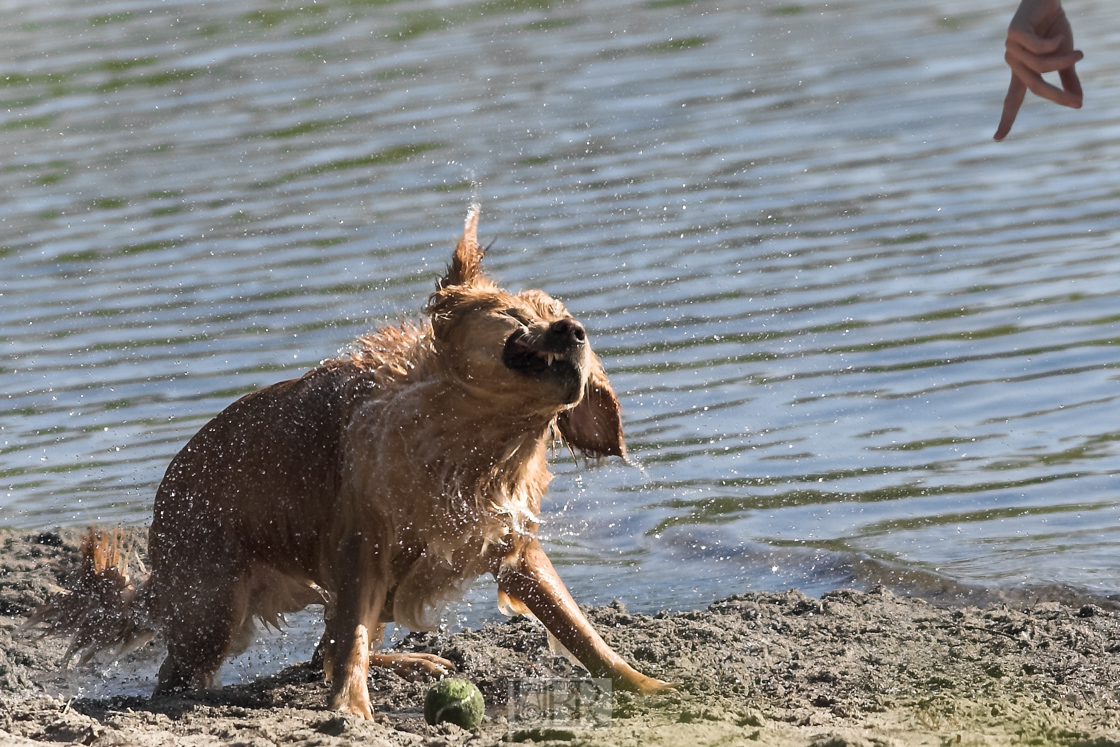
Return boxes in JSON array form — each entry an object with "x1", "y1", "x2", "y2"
[{"x1": 424, "y1": 678, "x2": 485, "y2": 728}]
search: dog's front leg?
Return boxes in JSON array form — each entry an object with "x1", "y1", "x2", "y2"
[
  {"x1": 325, "y1": 532, "x2": 387, "y2": 718},
  {"x1": 496, "y1": 538, "x2": 673, "y2": 695}
]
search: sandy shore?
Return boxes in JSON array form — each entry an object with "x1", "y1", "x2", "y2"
[{"x1": 2, "y1": 528, "x2": 1119, "y2": 746}]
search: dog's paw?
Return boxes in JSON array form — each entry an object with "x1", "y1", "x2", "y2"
[
  {"x1": 634, "y1": 676, "x2": 678, "y2": 696},
  {"x1": 369, "y1": 652, "x2": 456, "y2": 681},
  {"x1": 617, "y1": 671, "x2": 678, "y2": 696},
  {"x1": 329, "y1": 684, "x2": 375, "y2": 719}
]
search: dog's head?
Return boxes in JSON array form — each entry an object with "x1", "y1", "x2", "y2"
[{"x1": 425, "y1": 206, "x2": 625, "y2": 459}]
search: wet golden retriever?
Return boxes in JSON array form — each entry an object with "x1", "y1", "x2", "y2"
[{"x1": 35, "y1": 206, "x2": 671, "y2": 717}]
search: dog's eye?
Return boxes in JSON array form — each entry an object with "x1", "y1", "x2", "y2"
[{"x1": 503, "y1": 309, "x2": 533, "y2": 326}]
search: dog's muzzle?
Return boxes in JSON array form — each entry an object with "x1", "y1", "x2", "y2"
[{"x1": 502, "y1": 318, "x2": 587, "y2": 402}]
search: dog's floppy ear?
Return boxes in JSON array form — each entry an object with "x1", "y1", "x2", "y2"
[
  {"x1": 557, "y1": 355, "x2": 626, "y2": 459},
  {"x1": 439, "y1": 203, "x2": 484, "y2": 289}
]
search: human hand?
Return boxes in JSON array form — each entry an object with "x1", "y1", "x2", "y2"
[{"x1": 994, "y1": 0, "x2": 1083, "y2": 141}]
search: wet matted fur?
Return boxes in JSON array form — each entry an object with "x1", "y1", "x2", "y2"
[{"x1": 33, "y1": 206, "x2": 671, "y2": 717}]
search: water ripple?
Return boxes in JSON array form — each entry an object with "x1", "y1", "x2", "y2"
[{"x1": 2, "y1": 0, "x2": 1120, "y2": 612}]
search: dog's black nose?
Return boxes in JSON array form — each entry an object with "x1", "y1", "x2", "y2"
[{"x1": 549, "y1": 317, "x2": 586, "y2": 343}]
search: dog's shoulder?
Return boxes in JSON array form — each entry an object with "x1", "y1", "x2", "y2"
[{"x1": 346, "y1": 320, "x2": 431, "y2": 382}]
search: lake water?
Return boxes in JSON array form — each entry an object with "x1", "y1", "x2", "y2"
[{"x1": 4, "y1": 0, "x2": 1120, "y2": 681}]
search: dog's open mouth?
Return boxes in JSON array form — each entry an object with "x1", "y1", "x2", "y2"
[
  {"x1": 503, "y1": 329, "x2": 582, "y2": 396},
  {"x1": 503, "y1": 329, "x2": 574, "y2": 374}
]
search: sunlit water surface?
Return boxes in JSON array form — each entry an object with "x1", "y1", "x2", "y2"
[{"x1": 4, "y1": 0, "x2": 1120, "y2": 693}]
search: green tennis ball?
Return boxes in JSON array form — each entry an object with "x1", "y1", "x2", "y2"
[{"x1": 424, "y1": 677, "x2": 485, "y2": 729}]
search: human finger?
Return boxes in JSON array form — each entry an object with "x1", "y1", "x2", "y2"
[
  {"x1": 1005, "y1": 45, "x2": 1083, "y2": 75},
  {"x1": 994, "y1": 75, "x2": 1027, "y2": 141},
  {"x1": 1008, "y1": 58, "x2": 1082, "y2": 108},
  {"x1": 1006, "y1": 26, "x2": 1062, "y2": 56},
  {"x1": 1058, "y1": 66, "x2": 1083, "y2": 109}
]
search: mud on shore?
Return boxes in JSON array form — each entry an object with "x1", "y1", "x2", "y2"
[{"x1": 2, "y1": 528, "x2": 1119, "y2": 747}]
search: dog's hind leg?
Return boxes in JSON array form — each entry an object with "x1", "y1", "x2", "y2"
[
  {"x1": 315, "y1": 624, "x2": 454, "y2": 682},
  {"x1": 368, "y1": 651, "x2": 455, "y2": 680},
  {"x1": 150, "y1": 530, "x2": 248, "y2": 693},
  {"x1": 496, "y1": 538, "x2": 675, "y2": 695},
  {"x1": 324, "y1": 532, "x2": 387, "y2": 718}
]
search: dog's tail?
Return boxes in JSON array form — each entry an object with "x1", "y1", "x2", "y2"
[{"x1": 25, "y1": 528, "x2": 156, "y2": 667}]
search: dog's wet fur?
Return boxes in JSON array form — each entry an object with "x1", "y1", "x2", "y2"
[{"x1": 32, "y1": 207, "x2": 671, "y2": 717}]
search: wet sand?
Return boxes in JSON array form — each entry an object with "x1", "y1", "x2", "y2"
[{"x1": 2, "y1": 528, "x2": 1119, "y2": 746}]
